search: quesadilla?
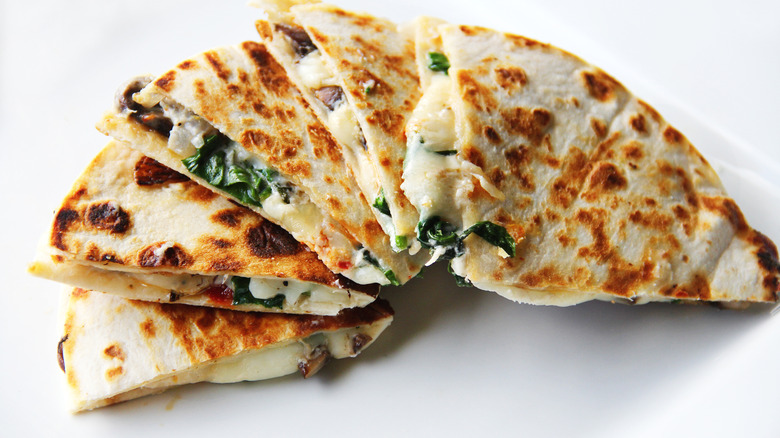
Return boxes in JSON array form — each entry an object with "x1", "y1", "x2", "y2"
[
  {"x1": 97, "y1": 42, "x2": 425, "y2": 286},
  {"x1": 255, "y1": 0, "x2": 422, "y2": 252},
  {"x1": 29, "y1": 142, "x2": 379, "y2": 315},
  {"x1": 403, "y1": 22, "x2": 780, "y2": 305},
  {"x1": 58, "y1": 287, "x2": 393, "y2": 412}
]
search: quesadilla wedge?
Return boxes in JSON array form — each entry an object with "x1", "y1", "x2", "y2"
[
  {"x1": 255, "y1": 0, "x2": 422, "y2": 252},
  {"x1": 58, "y1": 287, "x2": 393, "y2": 412},
  {"x1": 97, "y1": 41, "x2": 424, "y2": 285},
  {"x1": 403, "y1": 22, "x2": 780, "y2": 305},
  {"x1": 29, "y1": 142, "x2": 379, "y2": 315}
]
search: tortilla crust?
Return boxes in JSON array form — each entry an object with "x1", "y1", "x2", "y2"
[
  {"x1": 258, "y1": 1, "x2": 422, "y2": 239},
  {"x1": 60, "y1": 287, "x2": 393, "y2": 411},
  {"x1": 102, "y1": 41, "x2": 422, "y2": 284},
  {"x1": 432, "y1": 24, "x2": 778, "y2": 304},
  {"x1": 31, "y1": 142, "x2": 379, "y2": 313}
]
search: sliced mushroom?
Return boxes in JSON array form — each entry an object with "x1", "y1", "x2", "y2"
[
  {"x1": 351, "y1": 333, "x2": 373, "y2": 355},
  {"x1": 116, "y1": 76, "x2": 174, "y2": 136},
  {"x1": 298, "y1": 344, "x2": 331, "y2": 378},
  {"x1": 57, "y1": 334, "x2": 69, "y2": 373},
  {"x1": 275, "y1": 23, "x2": 317, "y2": 58},
  {"x1": 313, "y1": 86, "x2": 344, "y2": 111}
]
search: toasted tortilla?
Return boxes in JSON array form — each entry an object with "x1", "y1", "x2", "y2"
[
  {"x1": 58, "y1": 287, "x2": 393, "y2": 412},
  {"x1": 30, "y1": 142, "x2": 380, "y2": 315},
  {"x1": 404, "y1": 22, "x2": 779, "y2": 305},
  {"x1": 255, "y1": 0, "x2": 422, "y2": 249},
  {"x1": 97, "y1": 41, "x2": 424, "y2": 285}
]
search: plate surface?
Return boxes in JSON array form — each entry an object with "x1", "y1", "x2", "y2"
[{"x1": 2, "y1": 1, "x2": 779, "y2": 437}]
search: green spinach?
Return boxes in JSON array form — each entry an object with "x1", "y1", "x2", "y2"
[
  {"x1": 231, "y1": 277, "x2": 285, "y2": 309},
  {"x1": 427, "y1": 52, "x2": 450, "y2": 74}
]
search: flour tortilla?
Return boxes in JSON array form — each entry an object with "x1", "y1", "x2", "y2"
[
  {"x1": 58, "y1": 287, "x2": 393, "y2": 412},
  {"x1": 97, "y1": 41, "x2": 423, "y2": 285},
  {"x1": 29, "y1": 142, "x2": 379, "y2": 315},
  {"x1": 255, "y1": 0, "x2": 422, "y2": 248},
  {"x1": 405, "y1": 22, "x2": 779, "y2": 305}
]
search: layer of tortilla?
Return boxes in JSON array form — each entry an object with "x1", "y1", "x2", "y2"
[
  {"x1": 30, "y1": 142, "x2": 378, "y2": 314},
  {"x1": 257, "y1": 0, "x2": 422, "y2": 241},
  {"x1": 98, "y1": 41, "x2": 423, "y2": 284},
  {"x1": 59, "y1": 287, "x2": 393, "y2": 412},
  {"x1": 410, "y1": 23, "x2": 779, "y2": 304}
]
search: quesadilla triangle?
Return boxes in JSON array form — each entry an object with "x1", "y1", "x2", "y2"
[
  {"x1": 29, "y1": 142, "x2": 380, "y2": 315},
  {"x1": 96, "y1": 41, "x2": 425, "y2": 286},
  {"x1": 254, "y1": 0, "x2": 422, "y2": 253},
  {"x1": 57, "y1": 287, "x2": 394, "y2": 412},
  {"x1": 403, "y1": 22, "x2": 780, "y2": 305}
]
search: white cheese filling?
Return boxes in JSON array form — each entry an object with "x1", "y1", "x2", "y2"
[
  {"x1": 124, "y1": 270, "x2": 374, "y2": 314},
  {"x1": 142, "y1": 321, "x2": 387, "y2": 388}
]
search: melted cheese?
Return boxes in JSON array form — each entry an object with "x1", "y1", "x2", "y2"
[{"x1": 143, "y1": 322, "x2": 387, "y2": 388}]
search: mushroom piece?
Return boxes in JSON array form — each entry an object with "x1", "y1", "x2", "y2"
[
  {"x1": 297, "y1": 345, "x2": 331, "y2": 379},
  {"x1": 313, "y1": 86, "x2": 344, "y2": 111},
  {"x1": 57, "y1": 334, "x2": 69, "y2": 373},
  {"x1": 275, "y1": 23, "x2": 317, "y2": 58},
  {"x1": 351, "y1": 333, "x2": 372, "y2": 355}
]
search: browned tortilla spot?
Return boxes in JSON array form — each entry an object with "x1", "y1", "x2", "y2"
[
  {"x1": 582, "y1": 162, "x2": 627, "y2": 201},
  {"x1": 366, "y1": 109, "x2": 404, "y2": 137},
  {"x1": 86, "y1": 202, "x2": 131, "y2": 234},
  {"x1": 103, "y1": 344, "x2": 125, "y2": 361},
  {"x1": 458, "y1": 70, "x2": 498, "y2": 113},
  {"x1": 106, "y1": 367, "x2": 124, "y2": 380},
  {"x1": 483, "y1": 125, "x2": 502, "y2": 144},
  {"x1": 701, "y1": 196, "x2": 748, "y2": 237},
  {"x1": 138, "y1": 243, "x2": 193, "y2": 268},
  {"x1": 177, "y1": 60, "x2": 198, "y2": 70},
  {"x1": 501, "y1": 107, "x2": 552, "y2": 145},
  {"x1": 581, "y1": 70, "x2": 621, "y2": 102},
  {"x1": 155, "y1": 70, "x2": 177, "y2": 92},
  {"x1": 494, "y1": 66, "x2": 527, "y2": 92},
  {"x1": 663, "y1": 126, "x2": 684, "y2": 143},
  {"x1": 245, "y1": 221, "x2": 303, "y2": 258},
  {"x1": 630, "y1": 114, "x2": 647, "y2": 134},
  {"x1": 211, "y1": 208, "x2": 246, "y2": 228},
  {"x1": 603, "y1": 261, "x2": 655, "y2": 296},
  {"x1": 140, "y1": 319, "x2": 156, "y2": 338},
  {"x1": 51, "y1": 208, "x2": 79, "y2": 250},
  {"x1": 590, "y1": 118, "x2": 607, "y2": 138}
]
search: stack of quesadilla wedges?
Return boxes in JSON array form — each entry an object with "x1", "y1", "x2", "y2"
[{"x1": 29, "y1": 0, "x2": 780, "y2": 412}]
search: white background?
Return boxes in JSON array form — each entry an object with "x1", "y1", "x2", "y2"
[{"x1": 1, "y1": 1, "x2": 779, "y2": 436}]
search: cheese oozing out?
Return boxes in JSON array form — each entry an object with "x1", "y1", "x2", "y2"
[
  {"x1": 121, "y1": 268, "x2": 375, "y2": 315},
  {"x1": 157, "y1": 99, "x2": 388, "y2": 285},
  {"x1": 116, "y1": 317, "x2": 391, "y2": 397}
]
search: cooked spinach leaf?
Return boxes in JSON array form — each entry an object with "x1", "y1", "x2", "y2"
[
  {"x1": 373, "y1": 189, "x2": 391, "y2": 216},
  {"x1": 416, "y1": 216, "x2": 464, "y2": 260},
  {"x1": 448, "y1": 262, "x2": 472, "y2": 287},
  {"x1": 427, "y1": 52, "x2": 450, "y2": 74},
  {"x1": 416, "y1": 217, "x2": 515, "y2": 260},
  {"x1": 231, "y1": 277, "x2": 285, "y2": 308},
  {"x1": 462, "y1": 221, "x2": 517, "y2": 258},
  {"x1": 361, "y1": 248, "x2": 401, "y2": 286},
  {"x1": 182, "y1": 133, "x2": 282, "y2": 208}
]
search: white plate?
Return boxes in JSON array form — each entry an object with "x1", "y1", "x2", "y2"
[{"x1": 2, "y1": 1, "x2": 779, "y2": 437}]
